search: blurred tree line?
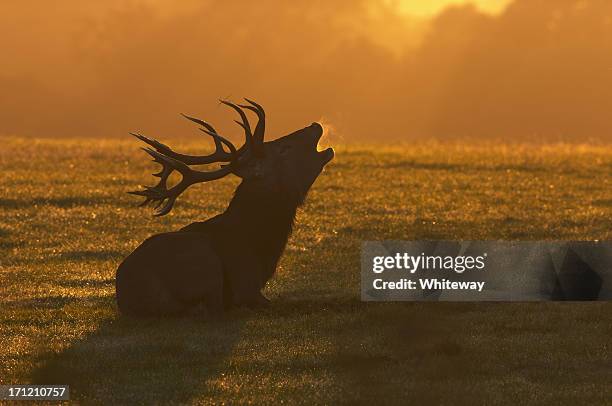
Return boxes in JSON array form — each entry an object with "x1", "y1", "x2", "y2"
[{"x1": 1, "y1": 0, "x2": 610, "y2": 141}]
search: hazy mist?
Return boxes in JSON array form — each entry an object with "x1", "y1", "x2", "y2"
[{"x1": 1, "y1": 0, "x2": 611, "y2": 142}]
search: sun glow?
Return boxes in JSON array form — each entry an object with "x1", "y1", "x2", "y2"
[{"x1": 394, "y1": 0, "x2": 511, "y2": 16}]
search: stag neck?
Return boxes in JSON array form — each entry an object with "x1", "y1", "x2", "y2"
[
  {"x1": 221, "y1": 180, "x2": 297, "y2": 268},
  {"x1": 225, "y1": 180, "x2": 299, "y2": 223}
]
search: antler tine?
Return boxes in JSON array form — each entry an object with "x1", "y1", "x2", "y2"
[
  {"x1": 180, "y1": 113, "x2": 217, "y2": 135},
  {"x1": 180, "y1": 113, "x2": 239, "y2": 161},
  {"x1": 239, "y1": 98, "x2": 266, "y2": 150},
  {"x1": 129, "y1": 147, "x2": 234, "y2": 216},
  {"x1": 243, "y1": 97, "x2": 265, "y2": 112},
  {"x1": 181, "y1": 114, "x2": 223, "y2": 152},
  {"x1": 130, "y1": 133, "x2": 174, "y2": 156},
  {"x1": 130, "y1": 123, "x2": 233, "y2": 165},
  {"x1": 198, "y1": 128, "x2": 237, "y2": 158},
  {"x1": 219, "y1": 100, "x2": 253, "y2": 152}
]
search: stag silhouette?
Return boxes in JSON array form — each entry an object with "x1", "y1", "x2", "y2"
[{"x1": 115, "y1": 99, "x2": 334, "y2": 316}]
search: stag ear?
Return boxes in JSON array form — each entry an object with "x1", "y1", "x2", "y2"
[{"x1": 230, "y1": 159, "x2": 264, "y2": 180}]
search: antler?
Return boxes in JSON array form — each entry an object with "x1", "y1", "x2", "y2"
[
  {"x1": 130, "y1": 117, "x2": 233, "y2": 165},
  {"x1": 239, "y1": 98, "x2": 265, "y2": 156},
  {"x1": 129, "y1": 98, "x2": 266, "y2": 216},
  {"x1": 129, "y1": 144, "x2": 236, "y2": 216},
  {"x1": 130, "y1": 98, "x2": 266, "y2": 164}
]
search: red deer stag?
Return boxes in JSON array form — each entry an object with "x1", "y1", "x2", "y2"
[{"x1": 115, "y1": 99, "x2": 334, "y2": 316}]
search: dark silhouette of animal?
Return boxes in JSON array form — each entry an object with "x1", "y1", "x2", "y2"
[{"x1": 115, "y1": 99, "x2": 334, "y2": 316}]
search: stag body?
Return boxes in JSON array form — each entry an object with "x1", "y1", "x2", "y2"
[{"x1": 116, "y1": 99, "x2": 333, "y2": 316}]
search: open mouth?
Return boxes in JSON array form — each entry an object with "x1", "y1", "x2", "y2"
[
  {"x1": 319, "y1": 147, "x2": 335, "y2": 165},
  {"x1": 311, "y1": 122, "x2": 334, "y2": 165}
]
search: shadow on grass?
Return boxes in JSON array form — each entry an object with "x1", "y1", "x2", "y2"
[
  {"x1": 285, "y1": 227, "x2": 471, "y2": 403},
  {"x1": 0, "y1": 227, "x2": 22, "y2": 250},
  {"x1": 4, "y1": 250, "x2": 125, "y2": 267},
  {"x1": 58, "y1": 250, "x2": 124, "y2": 261},
  {"x1": 30, "y1": 307, "x2": 248, "y2": 404},
  {"x1": 382, "y1": 159, "x2": 552, "y2": 173},
  {"x1": 4, "y1": 296, "x2": 95, "y2": 310},
  {"x1": 57, "y1": 278, "x2": 114, "y2": 289},
  {"x1": 0, "y1": 197, "x2": 113, "y2": 209}
]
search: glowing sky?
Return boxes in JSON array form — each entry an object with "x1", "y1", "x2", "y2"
[
  {"x1": 395, "y1": 0, "x2": 512, "y2": 16},
  {"x1": 141, "y1": 0, "x2": 514, "y2": 18}
]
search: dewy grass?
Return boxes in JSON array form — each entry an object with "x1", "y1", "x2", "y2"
[{"x1": 0, "y1": 137, "x2": 610, "y2": 404}]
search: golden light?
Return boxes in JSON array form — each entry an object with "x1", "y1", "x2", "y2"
[{"x1": 394, "y1": 0, "x2": 511, "y2": 16}]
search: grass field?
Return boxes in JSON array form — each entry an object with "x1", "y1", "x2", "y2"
[{"x1": 0, "y1": 136, "x2": 611, "y2": 404}]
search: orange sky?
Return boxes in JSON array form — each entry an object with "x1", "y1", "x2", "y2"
[
  {"x1": 138, "y1": 0, "x2": 513, "y2": 17},
  {"x1": 1, "y1": 0, "x2": 610, "y2": 141},
  {"x1": 396, "y1": 0, "x2": 511, "y2": 16}
]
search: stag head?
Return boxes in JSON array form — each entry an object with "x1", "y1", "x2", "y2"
[{"x1": 130, "y1": 99, "x2": 334, "y2": 215}]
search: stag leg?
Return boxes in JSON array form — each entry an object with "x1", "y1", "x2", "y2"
[
  {"x1": 205, "y1": 287, "x2": 225, "y2": 317},
  {"x1": 215, "y1": 246, "x2": 270, "y2": 308},
  {"x1": 231, "y1": 287, "x2": 270, "y2": 309},
  {"x1": 246, "y1": 291, "x2": 270, "y2": 308}
]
